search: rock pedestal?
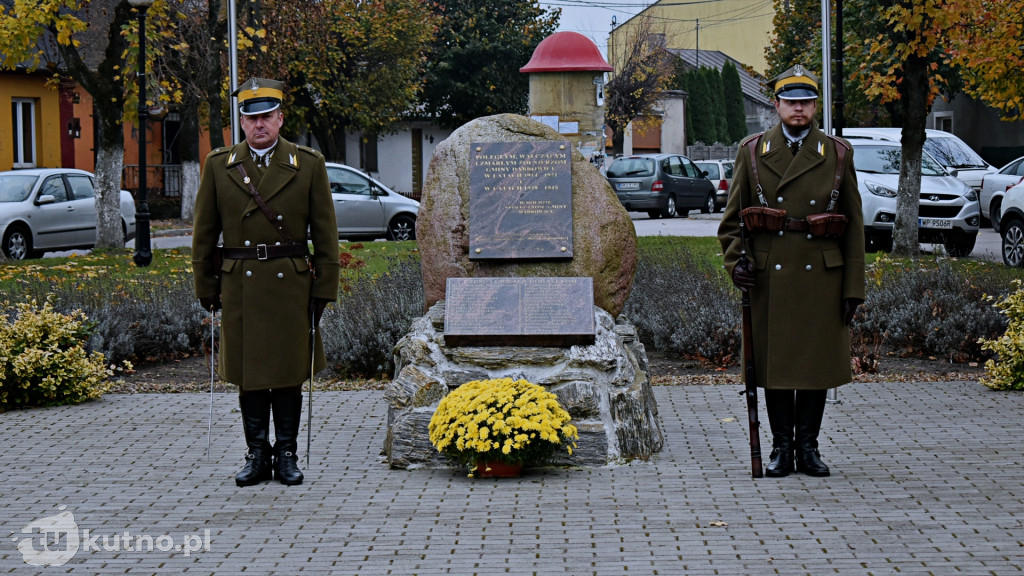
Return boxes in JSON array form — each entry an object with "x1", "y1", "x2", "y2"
[{"x1": 384, "y1": 303, "x2": 664, "y2": 469}]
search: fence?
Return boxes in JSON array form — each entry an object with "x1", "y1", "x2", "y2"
[
  {"x1": 122, "y1": 164, "x2": 182, "y2": 199},
  {"x1": 686, "y1": 142, "x2": 739, "y2": 161}
]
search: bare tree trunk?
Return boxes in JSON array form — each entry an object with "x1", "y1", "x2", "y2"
[
  {"x1": 94, "y1": 145, "x2": 126, "y2": 249},
  {"x1": 891, "y1": 55, "x2": 929, "y2": 259},
  {"x1": 180, "y1": 160, "x2": 200, "y2": 221}
]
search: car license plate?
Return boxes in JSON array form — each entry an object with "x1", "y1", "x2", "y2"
[
  {"x1": 919, "y1": 218, "x2": 953, "y2": 229},
  {"x1": 617, "y1": 182, "x2": 640, "y2": 190}
]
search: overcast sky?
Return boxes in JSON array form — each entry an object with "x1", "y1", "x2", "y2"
[{"x1": 541, "y1": 0, "x2": 654, "y2": 58}]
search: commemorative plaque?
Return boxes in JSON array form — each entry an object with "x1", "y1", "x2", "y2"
[
  {"x1": 444, "y1": 277, "x2": 595, "y2": 346},
  {"x1": 469, "y1": 141, "x2": 573, "y2": 260}
]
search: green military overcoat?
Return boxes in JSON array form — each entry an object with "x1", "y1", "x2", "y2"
[
  {"x1": 718, "y1": 123, "x2": 865, "y2": 390},
  {"x1": 192, "y1": 138, "x2": 340, "y2": 391}
]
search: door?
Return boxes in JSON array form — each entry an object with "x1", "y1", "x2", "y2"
[
  {"x1": 327, "y1": 166, "x2": 386, "y2": 237},
  {"x1": 31, "y1": 175, "x2": 93, "y2": 249}
]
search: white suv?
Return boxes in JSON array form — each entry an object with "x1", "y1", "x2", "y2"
[
  {"x1": 997, "y1": 181, "x2": 1024, "y2": 266},
  {"x1": 842, "y1": 128, "x2": 996, "y2": 192}
]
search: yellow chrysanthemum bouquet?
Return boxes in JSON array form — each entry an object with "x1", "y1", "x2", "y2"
[{"x1": 428, "y1": 378, "x2": 579, "y2": 470}]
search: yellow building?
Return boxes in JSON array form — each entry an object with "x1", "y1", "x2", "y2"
[{"x1": 608, "y1": 0, "x2": 775, "y2": 75}]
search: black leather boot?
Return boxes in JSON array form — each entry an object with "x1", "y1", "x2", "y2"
[
  {"x1": 795, "y1": 390, "x2": 830, "y2": 477},
  {"x1": 236, "y1": 391, "x2": 273, "y2": 487},
  {"x1": 764, "y1": 389, "x2": 795, "y2": 477},
  {"x1": 271, "y1": 389, "x2": 304, "y2": 485}
]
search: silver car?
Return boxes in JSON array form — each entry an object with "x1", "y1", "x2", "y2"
[
  {"x1": 0, "y1": 168, "x2": 137, "y2": 260},
  {"x1": 606, "y1": 153, "x2": 716, "y2": 218},
  {"x1": 695, "y1": 159, "x2": 734, "y2": 212},
  {"x1": 326, "y1": 163, "x2": 419, "y2": 241},
  {"x1": 853, "y1": 141, "x2": 980, "y2": 256}
]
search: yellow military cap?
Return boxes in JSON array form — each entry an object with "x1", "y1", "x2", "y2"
[
  {"x1": 231, "y1": 77, "x2": 285, "y2": 115},
  {"x1": 770, "y1": 65, "x2": 819, "y2": 100}
]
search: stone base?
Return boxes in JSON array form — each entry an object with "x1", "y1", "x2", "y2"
[{"x1": 383, "y1": 302, "x2": 664, "y2": 469}]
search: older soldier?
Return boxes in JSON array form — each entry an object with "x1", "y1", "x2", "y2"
[
  {"x1": 192, "y1": 78, "x2": 340, "y2": 486},
  {"x1": 718, "y1": 65, "x2": 865, "y2": 477}
]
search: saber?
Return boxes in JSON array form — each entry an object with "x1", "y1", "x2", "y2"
[
  {"x1": 207, "y1": 308, "x2": 216, "y2": 459},
  {"x1": 307, "y1": 306, "x2": 315, "y2": 469}
]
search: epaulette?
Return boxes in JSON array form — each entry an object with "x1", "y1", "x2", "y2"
[
  {"x1": 208, "y1": 146, "x2": 231, "y2": 157},
  {"x1": 740, "y1": 132, "x2": 764, "y2": 148},
  {"x1": 826, "y1": 134, "x2": 850, "y2": 151},
  {"x1": 297, "y1": 145, "x2": 323, "y2": 158}
]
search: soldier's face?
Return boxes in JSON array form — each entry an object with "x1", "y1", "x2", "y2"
[
  {"x1": 775, "y1": 98, "x2": 816, "y2": 130},
  {"x1": 240, "y1": 110, "x2": 284, "y2": 149}
]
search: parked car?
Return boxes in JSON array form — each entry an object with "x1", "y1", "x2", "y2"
[
  {"x1": 326, "y1": 163, "x2": 419, "y2": 241},
  {"x1": 695, "y1": 159, "x2": 734, "y2": 212},
  {"x1": 605, "y1": 153, "x2": 716, "y2": 218},
  {"x1": 851, "y1": 140, "x2": 980, "y2": 256},
  {"x1": 979, "y1": 155, "x2": 1024, "y2": 232},
  {"x1": 842, "y1": 128, "x2": 996, "y2": 193},
  {"x1": 997, "y1": 180, "x2": 1024, "y2": 266},
  {"x1": 0, "y1": 168, "x2": 136, "y2": 260}
]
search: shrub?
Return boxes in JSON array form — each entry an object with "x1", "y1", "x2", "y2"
[
  {"x1": 623, "y1": 240, "x2": 740, "y2": 365},
  {"x1": 979, "y1": 279, "x2": 1024, "y2": 390},
  {"x1": 320, "y1": 257, "x2": 424, "y2": 377},
  {"x1": 851, "y1": 256, "x2": 1008, "y2": 362},
  {"x1": 0, "y1": 300, "x2": 116, "y2": 411}
]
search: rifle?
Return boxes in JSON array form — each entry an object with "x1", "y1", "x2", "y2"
[{"x1": 739, "y1": 263, "x2": 764, "y2": 479}]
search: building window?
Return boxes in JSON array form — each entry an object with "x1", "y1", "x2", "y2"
[
  {"x1": 361, "y1": 134, "x2": 378, "y2": 173},
  {"x1": 12, "y1": 99, "x2": 37, "y2": 168},
  {"x1": 934, "y1": 112, "x2": 953, "y2": 133}
]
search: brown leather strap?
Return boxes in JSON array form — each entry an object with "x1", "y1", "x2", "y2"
[
  {"x1": 828, "y1": 138, "x2": 848, "y2": 212},
  {"x1": 235, "y1": 164, "x2": 298, "y2": 244},
  {"x1": 221, "y1": 243, "x2": 309, "y2": 260},
  {"x1": 783, "y1": 218, "x2": 809, "y2": 232},
  {"x1": 746, "y1": 135, "x2": 769, "y2": 207},
  {"x1": 234, "y1": 163, "x2": 317, "y2": 279}
]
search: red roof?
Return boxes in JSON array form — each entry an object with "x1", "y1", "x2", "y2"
[{"x1": 520, "y1": 32, "x2": 613, "y2": 73}]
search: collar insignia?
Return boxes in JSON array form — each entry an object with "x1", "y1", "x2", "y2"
[
  {"x1": 817, "y1": 141, "x2": 825, "y2": 155},
  {"x1": 762, "y1": 139, "x2": 771, "y2": 154},
  {"x1": 289, "y1": 154, "x2": 297, "y2": 167},
  {"x1": 228, "y1": 152, "x2": 236, "y2": 164}
]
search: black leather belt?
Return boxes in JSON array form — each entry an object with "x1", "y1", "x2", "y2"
[
  {"x1": 220, "y1": 243, "x2": 308, "y2": 260},
  {"x1": 783, "y1": 218, "x2": 809, "y2": 232}
]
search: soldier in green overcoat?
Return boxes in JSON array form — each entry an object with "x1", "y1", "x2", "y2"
[
  {"x1": 718, "y1": 65, "x2": 865, "y2": 478},
  {"x1": 192, "y1": 78, "x2": 340, "y2": 486}
]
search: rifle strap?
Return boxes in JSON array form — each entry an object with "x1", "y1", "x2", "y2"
[{"x1": 235, "y1": 164, "x2": 299, "y2": 245}]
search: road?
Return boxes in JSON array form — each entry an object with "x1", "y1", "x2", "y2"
[
  {"x1": 47, "y1": 212, "x2": 1003, "y2": 263},
  {"x1": 628, "y1": 211, "x2": 1004, "y2": 263}
]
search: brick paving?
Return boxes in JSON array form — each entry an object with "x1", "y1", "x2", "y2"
[{"x1": 2, "y1": 381, "x2": 1022, "y2": 575}]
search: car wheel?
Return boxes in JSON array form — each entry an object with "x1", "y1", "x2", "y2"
[
  {"x1": 943, "y1": 233, "x2": 976, "y2": 257},
  {"x1": 661, "y1": 196, "x2": 678, "y2": 218},
  {"x1": 2, "y1": 225, "x2": 33, "y2": 261},
  {"x1": 386, "y1": 214, "x2": 416, "y2": 241},
  {"x1": 700, "y1": 193, "x2": 715, "y2": 214},
  {"x1": 1002, "y1": 218, "x2": 1024, "y2": 266},
  {"x1": 991, "y1": 198, "x2": 1003, "y2": 234}
]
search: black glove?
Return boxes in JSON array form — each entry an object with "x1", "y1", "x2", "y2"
[
  {"x1": 309, "y1": 297, "x2": 330, "y2": 327},
  {"x1": 199, "y1": 295, "x2": 221, "y2": 312},
  {"x1": 842, "y1": 298, "x2": 863, "y2": 326},
  {"x1": 731, "y1": 259, "x2": 755, "y2": 291}
]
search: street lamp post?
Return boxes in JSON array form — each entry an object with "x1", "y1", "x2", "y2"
[{"x1": 130, "y1": 0, "x2": 155, "y2": 267}]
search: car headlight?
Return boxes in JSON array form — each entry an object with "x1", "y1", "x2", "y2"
[
  {"x1": 964, "y1": 186, "x2": 977, "y2": 201},
  {"x1": 865, "y1": 181, "x2": 897, "y2": 198}
]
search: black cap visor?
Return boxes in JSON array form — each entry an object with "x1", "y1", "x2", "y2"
[{"x1": 239, "y1": 98, "x2": 281, "y2": 115}]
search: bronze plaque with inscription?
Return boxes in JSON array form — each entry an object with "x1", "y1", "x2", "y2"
[
  {"x1": 444, "y1": 277, "x2": 595, "y2": 346},
  {"x1": 469, "y1": 141, "x2": 573, "y2": 260}
]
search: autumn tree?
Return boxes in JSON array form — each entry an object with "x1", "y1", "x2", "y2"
[
  {"x1": 420, "y1": 0, "x2": 558, "y2": 130},
  {"x1": 238, "y1": 0, "x2": 436, "y2": 162},
  {"x1": 604, "y1": 15, "x2": 675, "y2": 154},
  {"x1": 947, "y1": 0, "x2": 1024, "y2": 121},
  {"x1": 0, "y1": 0, "x2": 139, "y2": 249}
]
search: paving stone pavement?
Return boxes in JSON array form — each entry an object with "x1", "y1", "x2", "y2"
[{"x1": 1, "y1": 381, "x2": 1022, "y2": 575}]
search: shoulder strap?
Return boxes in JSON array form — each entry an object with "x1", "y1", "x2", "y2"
[
  {"x1": 826, "y1": 136, "x2": 849, "y2": 212},
  {"x1": 745, "y1": 134, "x2": 769, "y2": 207},
  {"x1": 235, "y1": 164, "x2": 298, "y2": 245}
]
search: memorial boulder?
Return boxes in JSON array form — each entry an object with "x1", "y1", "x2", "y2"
[{"x1": 417, "y1": 114, "x2": 637, "y2": 317}]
